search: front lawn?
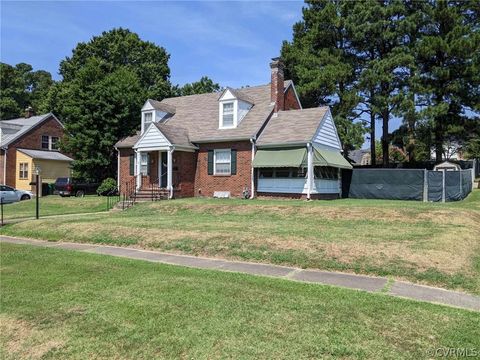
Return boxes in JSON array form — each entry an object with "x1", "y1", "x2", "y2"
[
  {"x1": 1, "y1": 190, "x2": 479, "y2": 294},
  {"x1": 1, "y1": 243, "x2": 478, "y2": 359},
  {"x1": 1, "y1": 195, "x2": 107, "y2": 220}
]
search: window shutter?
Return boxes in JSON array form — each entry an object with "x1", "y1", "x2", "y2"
[
  {"x1": 231, "y1": 149, "x2": 237, "y2": 175},
  {"x1": 207, "y1": 150, "x2": 214, "y2": 175},
  {"x1": 129, "y1": 154, "x2": 134, "y2": 176}
]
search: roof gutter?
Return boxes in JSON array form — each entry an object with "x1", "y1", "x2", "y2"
[{"x1": 256, "y1": 142, "x2": 308, "y2": 149}]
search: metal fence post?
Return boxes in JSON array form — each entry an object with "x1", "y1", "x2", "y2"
[
  {"x1": 459, "y1": 170, "x2": 463, "y2": 199},
  {"x1": 423, "y1": 169, "x2": 428, "y2": 202},
  {"x1": 442, "y1": 169, "x2": 446, "y2": 203},
  {"x1": 1, "y1": 197, "x2": 3, "y2": 227}
]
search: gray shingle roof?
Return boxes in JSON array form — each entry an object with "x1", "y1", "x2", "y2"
[
  {"x1": 160, "y1": 84, "x2": 274, "y2": 143},
  {"x1": 155, "y1": 123, "x2": 194, "y2": 148},
  {"x1": 17, "y1": 148, "x2": 73, "y2": 161},
  {"x1": 218, "y1": 87, "x2": 255, "y2": 104},
  {"x1": 147, "y1": 99, "x2": 176, "y2": 114},
  {"x1": 115, "y1": 132, "x2": 141, "y2": 148},
  {"x1": 348, "y1": 149, "x2": 370, "y2": 164},
  {"x1": 1, "y1": 113, "x2": 59, "y2": 148},
  {"x1": 256, "y1": 107, "x2": 329, "y2": 146}
]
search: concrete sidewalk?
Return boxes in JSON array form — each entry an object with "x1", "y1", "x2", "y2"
[{"x1": 1, "y1": 235, "x2": 479, "y2": 312}]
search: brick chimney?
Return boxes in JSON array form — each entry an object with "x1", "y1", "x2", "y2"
[
  {"x1": 270, "y1": 57, "x2": 284, "y2": 114},
  {"x1": 25, "y1": 106, "x2": 35, "y2": 118}
]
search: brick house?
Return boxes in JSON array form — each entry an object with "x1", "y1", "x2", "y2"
[
  {"x1": 115, "y1": 58, "x2": 352, "y2": 200},
  {"x1": 0, "y1": 110, "x2": 73, "y2": 191}
]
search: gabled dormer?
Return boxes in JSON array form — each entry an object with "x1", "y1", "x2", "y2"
[
  {"x1": 218, "y1": 88, "x2": 254, "y2": 129},
  {"x1": 141, "y1": 99, "x2": 176, "y2": 134}
]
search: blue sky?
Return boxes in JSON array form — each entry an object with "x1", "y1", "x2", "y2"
[
  {"x1": 1, "y1": 0, "x2": 404, "y2": 146},
  {"x1": 1, "y1": 1, "x2": 303, "y2": 87}
]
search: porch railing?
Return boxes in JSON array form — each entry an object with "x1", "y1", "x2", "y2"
[
  {"x1": 105, "y1": 189, "x2": 120, "y2": 211},
  {"x1": 122, "y1": 176, "x2": 137, "y2": 210}
]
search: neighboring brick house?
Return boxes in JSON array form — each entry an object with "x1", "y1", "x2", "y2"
[
  {"x1": 115, "y1": 57, "x2": 352, "y2": 200},
  {"x1": 0, "y1": 110, "x2": 73, "y2": 191}
]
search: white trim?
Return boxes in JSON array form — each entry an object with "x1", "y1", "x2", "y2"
[
  {"x1": 250, "y1": 138, "x2": 255, "y2": 199},
  {"x1": 213, "y1": 148, "x2": 232, "y2": 175},
  {"x1": 306, "y1": 143, "x2": 314, "y2": 200},
  {"x1": 311, "y1": 108, "x2": 342, "y2": 151},
  {"x1": 141, "y1": 111, "x2": 154, "y2": 134},
  {"x1": 167, "y1": 148, "x2": 173, "y2": 199},
  {"x1": 284, "y1": 82, "x2": 302, "y2": 109},
  {"x1": 116, "y1": 148, "x2": 120, "y2": 191},
  {"x1": 134, "y1": 123, "x2": 172, "y2": 150},
  {"x1": 219, "y1": 100, "x2": 237, "y2": 129},
  {"x1": 135, "y1": 150, "x2": 141, "y2": 190}
]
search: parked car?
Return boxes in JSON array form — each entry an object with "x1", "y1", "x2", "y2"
[
  {"x1": 54, "y1": 177, "x2": 100, "y2": 197},
  {"x1": 0, "y1": 185, "x2": 34, "y2": 203}
]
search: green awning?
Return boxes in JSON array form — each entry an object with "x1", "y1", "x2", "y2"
[
  {"x1": 252, "y1": 148, "x2": 306, "y2": 168},
  {"x1": 253, "y1": 146, "x2": 352, "y2": 169},
  {"x1": 313, "y1": 146, "x2": 353, "y2": 169}
]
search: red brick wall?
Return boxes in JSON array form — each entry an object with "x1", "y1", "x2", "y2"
[
  {"x1": 195, "y1": 141, "x2": 252, "y2": 198},
  {"x1": 118, "y1": 149, "x2": 197, "y2": 198},
  {"x1": 118, "y1": 148, "x2": 135, "y2": 195},
  {"x1": 4, "y1": 116, "x2": 66, "y2": 188},
  {"x1": 173, "y1": 151, "x2": 196, "y2": 198},
  {"x1": 284, "y1": 85, "x2": 301, "y2": 110}
]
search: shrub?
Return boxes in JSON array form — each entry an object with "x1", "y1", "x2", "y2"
[{"x1": 97, "y1": 178, "x2": 117, "y2": 196}]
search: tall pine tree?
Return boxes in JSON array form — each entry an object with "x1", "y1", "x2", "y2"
[{"x1": 281, "y1": 0, "x2": 365, "y2": 155}]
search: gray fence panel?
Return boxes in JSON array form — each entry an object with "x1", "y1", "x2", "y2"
[
  {"x1": 427, "y1": 171, "x2": 443, "y2": 202},
  {"x1": 347, "y1": 169, "x2": 424, "y2": 200},
  {"x1": 445, "y1": 171, "x2": 462, "y2": 201},
  {"x1": 461, "y1": 170, "x2": 472, "y2": 199}
]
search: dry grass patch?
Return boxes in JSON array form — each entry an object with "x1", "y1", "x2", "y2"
[{"x1": 0, "y1": 315, "x2": 65, "y2": 359}]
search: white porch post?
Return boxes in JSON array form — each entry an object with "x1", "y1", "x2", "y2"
[
  {"x1": 136, "y1": 150, "x2": 142, "y2": 190},
  {"x1": 250, "y1": 138, "x2": 255, "y2": 199},
  {"x1": 306, "y1": 143, "x2": 314, "y2": 200},
  {"x1": 167, "y1": 147, "x2": 174, "y2": 199},
  {"x1": 157, "y1": 150, "x2": 162, "y2": 187}
]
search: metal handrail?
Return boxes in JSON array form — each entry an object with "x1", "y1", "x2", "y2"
[
  {"x1": 105, "y1": 188, "x2": 120, "y2": 211},
  {"x1": 122, "y1": 176, "x2": 137, "y2": 210}
]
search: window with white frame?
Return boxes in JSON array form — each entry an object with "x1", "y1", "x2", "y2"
[
  {"x1": 51, "y1": 137, "x2": 59, "y2": 150},
  {"x1": 140, "y1": 153, "x2": 149, "y2": 175},
  {"x1": 41, "y1": 135, "x2": 59, "y2": 150},
  {"x1": 221, "y1": 102, "x2": 234, "y2": 128},
  {"x1": 19, "y1": 163, "x2": 29, "y2": 179},
  {"x1": 143, "y1": 112, "x2": 153, "y2": 130},
  {"x1": 214, "y1": 149, "x2": 231, "y2": 175}
]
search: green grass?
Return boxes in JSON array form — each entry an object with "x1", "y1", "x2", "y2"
[
  {"x1": 2, "y1": 190, "x2": 479, "y2": 294},
  {"x1": 1, "y1": 195, "x2": 107, "y2": 220},
  {"x1": 1, "y1": 243, "x2": 479, "y2": 359}
]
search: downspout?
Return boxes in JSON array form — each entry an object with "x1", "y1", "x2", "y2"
[
  {"x1": 2, "y1": 147, "x2": 7, "y2": 184},
  {"x1": 250, "y1": 138, "x2": 256, "y2": 199},
  {"x1": 115, "y1": 147, "x2": 120, "y2": 192}
]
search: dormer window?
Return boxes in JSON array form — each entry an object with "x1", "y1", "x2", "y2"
[
  {"x1": 222, "y1": 102, "x2": 234, "y2": 128},
  {"x1": 144, "y1": 112, "x2": 153, "y2": 128}
]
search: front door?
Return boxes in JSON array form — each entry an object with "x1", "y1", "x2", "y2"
[{"x1": 160, "y1": 152, "x2": 168, "y2": 188}]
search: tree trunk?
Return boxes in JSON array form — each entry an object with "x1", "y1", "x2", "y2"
[
  {"x1": 435, "y1": 118, "x2": 443, "y2": 162},
  {"x1": 370, "y1": 111, "x2": 376, "y2": 166},
  {"x1": 381, "y1": 109, "x2": 389, "y2": 166}
]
